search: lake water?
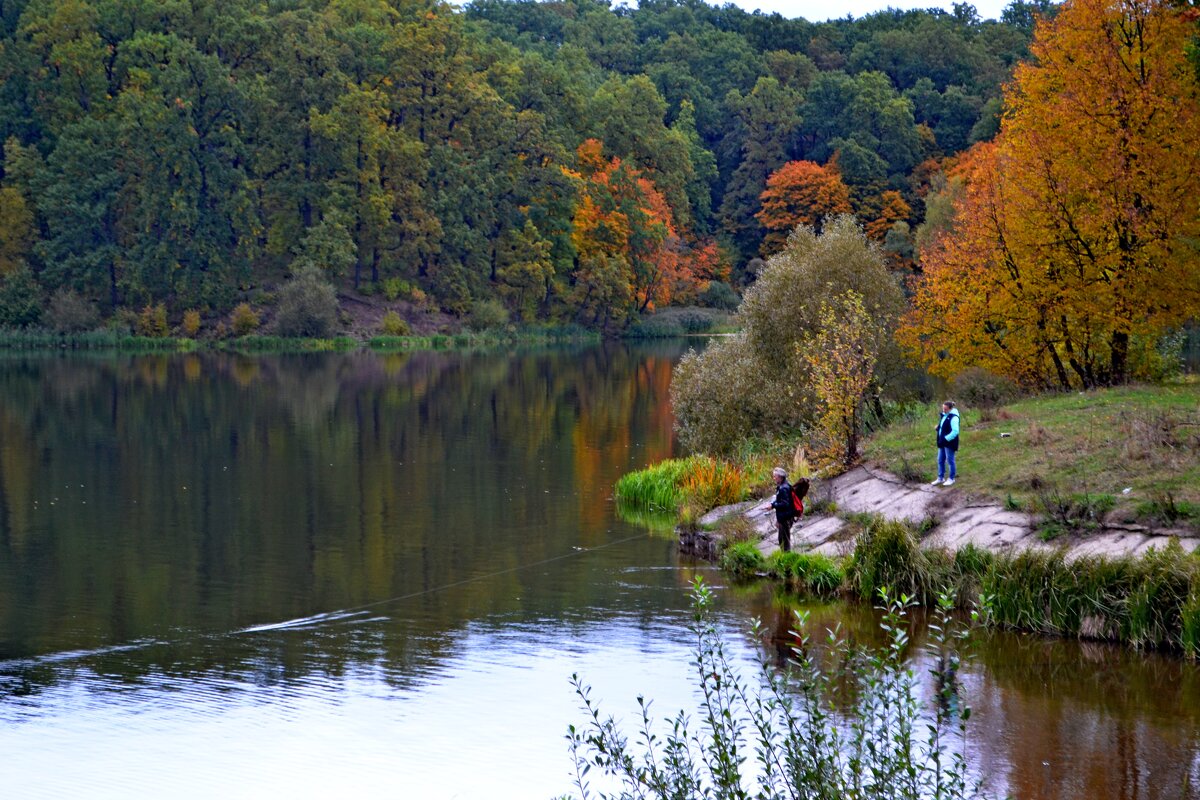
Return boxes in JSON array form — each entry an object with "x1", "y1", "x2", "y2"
[{"x1": 0, "y1": 344, "x2": 1197, "y2": 799}]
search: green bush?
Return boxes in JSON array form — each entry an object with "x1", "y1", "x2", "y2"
[
  {"x1": 1135, "y1": 491, "x2": 1200, "y2": 526},
  {"x1": 378, "y1": 310, "x2": 410, "y2": 336},
  {"x1": 381, "y1": 277, "x2": 412, "y2": 302},
  {"x1": 275, "y1": 266, "x2": 339, "y2": 338},
  {"x1": 568, "y1": 579, "x2": 977, "y2": 799},
  {"x1": 1036, "y1": 488, "x2": 1116, "y2": 540},
  {"x1": 698, "y1": 280, "x2": 740, "y2": 311},
  {"x1": 45, "y1": 289, "x2": 98, "y2": 333},
  {"x1": 230, "y1": 303, "x2": 259, "y2": 336},
  {"x1": 719, "y1": 540, "x2": 766, "y2": 577},
  {"x1": 467, "y1": 298, "x2": 510, "y2": 331},
  {"x1": 951, "y1": 367, "x2": 1019, "y2": 410},
  {"x1": 0, "y1": 267, "x2": 42, "y2": 328}
]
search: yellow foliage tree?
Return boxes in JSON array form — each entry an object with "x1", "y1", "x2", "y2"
[
  {"x1": 805, "y1": 291, "x2": 879, "y2": 468},
  {"x1": 901, "y1": 0, "x2": 1200, "y2": 388}
]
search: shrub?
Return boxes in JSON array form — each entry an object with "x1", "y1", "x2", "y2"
[
  {"x1": 0, "y1": 267, "x2": 42, "y2": 328},
  {"x1": 135, "y1": 304, "x2": 169, "y2": 338},
  {"x1": 230, "y1": 303, "x2": 260, "y2": 336},
  {"x1": 1135, "y1": 492, "x2": 1200, "y2": 527},
  {"x1": 715, "y1": 513, "x2": 758, "y2": 544},
  {"x1": 275, "y1": 266, "x2": 339, "y2": 337},
  {"x1": 568, "y1": 579, "x2": 977, "y2": 799},
  {"x1": 467, "y1": 298, "x2": 510, "y2": 331},
  {"x1": 698, "y1": 280, "x2": 740, "y2": 310},
  {"x1": 951, "y1": 367, "x2": 1018, "y2": 410},
  {"x1": 673, "y1": 217, "x2": 904, "y2": 454},
  {"x1": 718, "y1": 540, "x2": 766, "y2": 577},
  {"x1": 45, "y1": 289, "x2": 99, "y2": 333},
  {"x1": 180, "y1": 309, "x2": 202, "y2": 338},
  {"x1": 378, "y1": 310, "x2": 410, "y2": 336},
  {"x1": 380, "y1": 277, "x2": 412, "y2": 302}
]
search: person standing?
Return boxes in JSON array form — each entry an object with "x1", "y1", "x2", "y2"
[
  {"x1": 932, "y1": 401, "x2": 960, "y2": 486},
  {"x1": 763, "y1": 466, "x2": 797, "y2": 551}
]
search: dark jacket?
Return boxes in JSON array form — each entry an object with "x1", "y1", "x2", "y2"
[
  {"x1": 937, "y1": 409, "x2": 961, "y2": 451},
  {"x1": 770, "y1": 481, "x2": 796, "y2": 522}
]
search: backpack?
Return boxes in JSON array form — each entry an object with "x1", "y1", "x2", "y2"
[{"x1": 791, "y1": 477, "x2": 810, "y2": 515}]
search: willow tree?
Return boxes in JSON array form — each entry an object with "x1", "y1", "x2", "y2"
[{"x1": 672, "y1": 216, "x2": 903, "y2": 455}]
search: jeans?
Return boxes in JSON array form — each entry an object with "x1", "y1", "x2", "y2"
[{"x1": 938, "y1": 447, "x2": 957, "y2": 480}]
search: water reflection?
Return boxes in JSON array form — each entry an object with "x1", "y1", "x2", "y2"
[
  {"x1": 0, "y1": 346, "x2": 1198, "y2": 799},
  {"x1": 739, "y1": 585, "x2": 1200, "y2": 800}
]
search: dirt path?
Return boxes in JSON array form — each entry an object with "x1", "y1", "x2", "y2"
[{"x1": 687, "y1": 466, "x2": 1200, "y2": 561}]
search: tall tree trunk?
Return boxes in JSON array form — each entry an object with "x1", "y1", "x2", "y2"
[{"x1": 1110, "y1": 330, "x2": 1129, "y2": 385}]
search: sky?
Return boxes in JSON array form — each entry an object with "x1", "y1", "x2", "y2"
[{"x1": 630, "y1": 0, "x2": 1013, "y2": 23}]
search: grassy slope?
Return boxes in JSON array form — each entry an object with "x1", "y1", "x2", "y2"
[{"x1": 865, "y1": 381, "x2": 1200, "y2": 514}]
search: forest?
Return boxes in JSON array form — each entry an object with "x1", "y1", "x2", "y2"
[{"x1": 0, "y1": 0, "x2": 1057, "y2": 334}]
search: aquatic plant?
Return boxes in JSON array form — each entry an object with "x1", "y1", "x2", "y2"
[{"x1": 567, "y1": 579, "x2": 979, "y2": 800}]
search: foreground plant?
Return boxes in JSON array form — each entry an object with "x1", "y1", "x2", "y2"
[{"x1": 566, "y1": 579, "x2": 982, "y2": 799}]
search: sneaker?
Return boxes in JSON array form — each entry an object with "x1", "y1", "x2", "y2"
[
  {"x1": 930, "y1": 478, "x2": 943, "y2": 485},
  {"x1": 943, "y1": 478, "x2": 955, "y2": 487}
]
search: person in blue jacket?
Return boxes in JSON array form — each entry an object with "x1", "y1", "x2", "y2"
[{"x1": 932, "y1": 401, "x2": 960, "y2": 486}]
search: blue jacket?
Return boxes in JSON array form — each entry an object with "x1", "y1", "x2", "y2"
[{"x1": 937, "y1": 409, "x2": 960, "y2": 451}]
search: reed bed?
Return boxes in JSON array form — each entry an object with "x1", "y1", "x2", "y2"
[
  {"x1": 0, "y1": 330, "x2": 198, "y2": 351},
  {"x1": 615, "y1": 455, "x2": 753, "y2": 519}
]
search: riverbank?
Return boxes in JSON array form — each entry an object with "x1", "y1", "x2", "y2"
[
  {"x1": 614, "y1": 382, "x2": 1200, "y2": 655},
  {"x1": 0, "y1": 327, "x2": 600, "y2": 353},
  {"x1": 677, "y1": 465, "x2": 1200, "y2": 656}
]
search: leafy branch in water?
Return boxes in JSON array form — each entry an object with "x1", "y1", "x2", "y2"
[{"x1": 566, "y1": 578, "x2": 982, "y2": 800}]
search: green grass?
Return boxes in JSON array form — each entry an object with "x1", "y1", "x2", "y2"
[
  {"x1": 865, "y1": 382, "x2": 1200, "y2": 523},
  {"x1": 0, "y1": 330, "x2": 200, "y2": 351},
  {"x1": 767, "y1": 550, "x2": 845, "y2": 595},
  {"x1": 614, "y1": 455, "x2": 755, "y2": 521},
  {"x1": 718, "y1": 540, "x2": 766, "y2": 577}
]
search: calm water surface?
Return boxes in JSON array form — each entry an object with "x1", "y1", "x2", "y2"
[{"x1": 0, "y1": 344, "x2": 1197, "y2": 799}]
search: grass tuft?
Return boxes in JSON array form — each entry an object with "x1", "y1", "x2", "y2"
[
  {"x1": 615, "y1": 455, "x2": 753, "y2": 521},
  {"x1": 767, "y1": 550, "x2": 845, "y2": 595},
  {"x1": 719, "y1": 540, "x2": 766, "y2": 577}
]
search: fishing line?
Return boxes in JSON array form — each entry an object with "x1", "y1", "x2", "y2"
[
  {"x1": 236, "y1": 529, "x2": 653, "y2": 634},
  {"x1": 0, "y1": 529, "x2": 654, "y2": 669}
]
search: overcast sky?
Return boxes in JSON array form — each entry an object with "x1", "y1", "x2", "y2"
[{"x1": 628, "y1": 0, "x2": 1013, "y2": 23}]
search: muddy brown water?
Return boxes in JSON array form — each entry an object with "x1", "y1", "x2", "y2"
[{"x1": 0, "y1": 344, "x2": 1196, "y2": 798}]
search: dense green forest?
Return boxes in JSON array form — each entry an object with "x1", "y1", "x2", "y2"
[{"x1": 0, "y1": 0, "x2": 1055, "y2": 334}]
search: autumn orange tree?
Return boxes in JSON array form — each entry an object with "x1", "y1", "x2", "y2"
[
  {"x1": 902, "y1": 0, "x2": 1200, "y2": 388},
  {"x1": 755, "y1": 159, "x2": 852, "y2": 255},
  {"x1": 567, "y1": 140, "x2": 725, "y2": 327}
]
